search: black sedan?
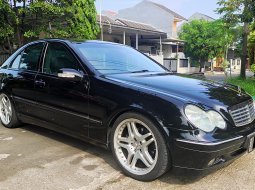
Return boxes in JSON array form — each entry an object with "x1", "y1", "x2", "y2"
[{"x1": 0, "y1": 39, "x2": 255, "y2": 181}]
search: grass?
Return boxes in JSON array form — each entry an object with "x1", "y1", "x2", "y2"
[{"x1": 226, "y1": 77, "x2": 255, "y2": 97}]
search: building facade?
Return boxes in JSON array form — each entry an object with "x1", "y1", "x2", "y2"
[{"x1": 99, "y1": 0, "x2": 200, "y2": 73}]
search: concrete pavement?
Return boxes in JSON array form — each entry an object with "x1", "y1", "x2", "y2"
[
  {"x1": 204, "y1": 70, "x2": 254, "y2": 82},
  {"x1": 1, "y1": 124, "x2": 255, "y2": 190}
]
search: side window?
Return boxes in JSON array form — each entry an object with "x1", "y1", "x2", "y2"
[
  {"x1": 10, "y1": 54, "x2": 21, "y2": 69},
  {"x1": 43, "y1": 43, "x2": 80, "y2": 75},
  {"x1": 1, "y1": 48, "x2": 23, "y2": 69},
  {"x1": 9, "y1": 43, "x2": 44, "y2": 71},
  {"x1": 1, "y1": 60, "x2": 9, "y2": 69}
]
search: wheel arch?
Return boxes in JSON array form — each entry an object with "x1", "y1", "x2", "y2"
[{"x1": 106, "y1": 107, "x2": 172, "y2": 153}]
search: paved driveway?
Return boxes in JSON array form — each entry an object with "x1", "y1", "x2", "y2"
[
  {"x1": 205, "y1": 71, "x2": 254, "y2": 82},
  {"x1": 0, "y1": 124, "x2": 255, "y2": 190}
]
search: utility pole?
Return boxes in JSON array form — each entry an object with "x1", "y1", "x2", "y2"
[{"x1": 99, "y1": 0, "x2": 103, "y2": 41}]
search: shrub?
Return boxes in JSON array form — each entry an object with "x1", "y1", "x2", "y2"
[{"x1": 250, "y1": 64, "x2": 255, "y2": 74}]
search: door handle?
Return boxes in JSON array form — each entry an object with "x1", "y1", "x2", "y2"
[{"x1": 35, "y1": 79, "x2": 46, "y2": 88}]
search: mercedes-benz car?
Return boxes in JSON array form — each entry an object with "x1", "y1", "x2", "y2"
[{"x1": 0, "y1": 39, "x2": 254, "y2": 181}]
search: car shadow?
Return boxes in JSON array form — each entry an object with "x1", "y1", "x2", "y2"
[
  {"x1": 20, "y1": 124, "x2": 120, "y2": 171},
  {"x1": 159, "y1": 168, "x2": 213, "y2": 185},
  {"x1": 20, "y1": 124, "x2": 221, "y2": 185}
]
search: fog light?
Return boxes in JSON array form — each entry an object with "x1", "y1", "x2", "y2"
[
  {"x1": 208, "y1": 157, "x2": 225, "y2": 166},
  {"x1": 208, "y1": 158, "x2": 216, "y2": 166}
]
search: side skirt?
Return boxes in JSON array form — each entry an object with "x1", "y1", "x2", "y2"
[{"x1": 18, "y1": 113, "x2": 108, "y2": 149}]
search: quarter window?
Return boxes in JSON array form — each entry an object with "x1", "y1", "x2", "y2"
[
  {"x1": 9, "y1": 43, "x2": 44, "y2": 71},
  {"x1": 43, "y1": 43, "x2": 80, "y2": 75},
  {"x1": 11, "y1": 54, "x2": 21, "y2": 69}
]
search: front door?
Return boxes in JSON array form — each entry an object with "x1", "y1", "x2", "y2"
[{"x1": 34, "y1": 42, "x2": 90, "y2": 137}]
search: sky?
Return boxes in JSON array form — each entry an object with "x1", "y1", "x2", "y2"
[{"x1": 95, "y1": 0, "x2": 221, "y2": 20}]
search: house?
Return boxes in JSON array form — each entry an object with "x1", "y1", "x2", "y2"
[
  {"x1": 99, "y1": 0, "x2": 200, "y2": 73},
  {"x1": 97, "y1": 15, "x2": 167, "y2": 64},
  {"x1": 178, "y1": 12, "x2": 215, "y2": 32},
  {"x1": 178, "y1": 12, "x2": 242, "y2": 72},
  {"x1": 187, "y1": 12, "x2": 215, "y2": 22},
  {"x1": 117, "y1": 0, "x2": 187, "y2": 38},
  {"x1": 227, "y1": 48, "x2": 242, "y2": 70},
  {"x1": 116, "y1": 0, "x2": 187, "y2": 62}
]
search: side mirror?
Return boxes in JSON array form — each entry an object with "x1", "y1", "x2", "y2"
[{"x1": 57, "y1": 68, "x2": 84, "y2": 81}]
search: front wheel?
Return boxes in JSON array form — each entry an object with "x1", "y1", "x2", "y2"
[
  {"x1": 110, "y1": 112, "x2": 170, "y2": 181},
  {"x1": 0, "y1": 93, "x2": 20, "y2": 128}
]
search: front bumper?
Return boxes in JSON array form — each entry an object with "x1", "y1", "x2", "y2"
[{"x1": 171, "y1": 130, "x2": 255, "y2": 170}]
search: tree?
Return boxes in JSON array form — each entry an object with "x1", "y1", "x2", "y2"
[
  {"x1": 0, "y1": 0, "x2": 99, "y2": 52},
  {"x1": 248, "y1": 32, "x2": 255, "y2": 65},
  {"x1": 179, "y1": 20, "x2": 233, "y2": 72},
  {"x1": 248, "y1": 23, "x2": 255, "y2": 65},
  {"x1": 217, "y1": 0, "x2": 255, "y2": 79},
  {"x1": 0, "y1": 0, "x2": 17, "y2": 54}
]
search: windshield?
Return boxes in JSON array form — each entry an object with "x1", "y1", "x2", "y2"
[{"x1": 75, "y1": 43, "x2": 166, "y2": 74}]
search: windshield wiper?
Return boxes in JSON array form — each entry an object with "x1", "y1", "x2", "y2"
[{"x1": 131, "y1": 70, "x2": 150, "y2": 73}]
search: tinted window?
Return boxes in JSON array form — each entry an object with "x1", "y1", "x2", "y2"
[
  {"x1": 1, "y1": 48, "x2": 22, "y2": 69},
  {"x1": 10, "y1": 55, "x2": 21, "y2": 69},
  {"x1": 9, "y1": 43, "x2": 44, "y2": 71},
  {"x1": 43, "y1": 43, "x2": 80, "y2": 75},
  {"x1": 75, "y1": 43, "x2": 166, "y2": 74},
  {"x1": 1, "y1": 60, "x2": 9, "y2": 69}
]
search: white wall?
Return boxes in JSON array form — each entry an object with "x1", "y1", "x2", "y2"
[
  {"x1": 171, "y1": 52, "x2": 186, "y2": 59},
  {"x1": 178, "y1": 67, "x2": 200, "y2": 74},
  {"x1": 162, "y1": 44, "x2": 172, "y2": 58},
  {"x1": 117, "y1": 1, "x2": 175, "y2": 38},
  {"x1": 139, "y1": 45, "x2": 152, "y2": 54},
  {"x1": 149, "y1": 54, "x2": 164, "y2": 65},
  {"x1": 230, "y1": 58, "x2": 241, "y2": 70}
]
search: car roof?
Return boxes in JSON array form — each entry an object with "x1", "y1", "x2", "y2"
[{"x1": 36, "y1": 38, "x2": 125, "y2": 47}]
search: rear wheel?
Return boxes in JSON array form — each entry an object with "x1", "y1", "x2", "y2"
[
  {"x1": 110, "y1": 112, "x2": 170, "y2": 181},
  {"x1": 0, "y1": 93, "x2": 20, "y2": 128}
]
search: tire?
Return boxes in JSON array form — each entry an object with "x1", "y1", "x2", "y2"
[
  {"x1": 0, "y1": 93, "x2": 21, "y2": 128},
  {"x1": 110, "y1": 112, "x2": 170, "y2": 181}
]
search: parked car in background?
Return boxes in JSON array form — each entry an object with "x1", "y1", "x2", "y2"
[{"x1": 0, "y1": 39, "x2": 255, "y2": 181}]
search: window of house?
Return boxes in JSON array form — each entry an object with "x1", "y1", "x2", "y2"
[{"x1": 237, "y1": 60, "x2": 241, "y2": 65}]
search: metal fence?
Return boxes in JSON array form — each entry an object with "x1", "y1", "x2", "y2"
[
  {"x1": 163, "y1": 58, "x2": 177, "y2": 72},
  {"x1": 0, "y1": 54, "x2": 10, "y2": 65}
]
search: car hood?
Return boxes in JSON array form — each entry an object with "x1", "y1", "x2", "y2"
[{"x1": 105, "y1": 72, "x2": 251, "y2": 108}]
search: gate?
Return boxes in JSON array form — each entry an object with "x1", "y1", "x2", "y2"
[{"x1": 163, "y1": 58, "x2": 177, "y2": 72}]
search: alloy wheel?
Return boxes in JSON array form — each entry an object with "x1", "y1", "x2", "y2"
[
  {"x1": 0, "y1": 94, "x2": 12, "y2": 125},
  {"x1": 114, "y1": 118, "x2": 158, "y2": 176}
]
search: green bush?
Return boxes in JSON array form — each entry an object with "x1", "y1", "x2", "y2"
[
  {"x1": 222, "y1": 60, "x2": 230, "y2": 71},
  {"x1": 250, "y1": 64, "x2": 255, "y2": 73},
  {"x1": 226, "y1": 77, "x2": 255, "y2": 96}
]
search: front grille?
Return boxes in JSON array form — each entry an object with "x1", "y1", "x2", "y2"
[{"x1": 229, "y1": 99, "x2": 255, "y2": 127}]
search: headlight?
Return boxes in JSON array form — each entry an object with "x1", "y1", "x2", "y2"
[{"x1": 185, "y1": 105, "x2": 226, "y2": 132}]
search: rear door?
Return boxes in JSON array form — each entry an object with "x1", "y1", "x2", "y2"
[
  {"x1": 34, "y1": 42, "x2": 91, "y2": 137},
  {"x1": 2, "y1": 42, "x2": 45, "y2": 118}
]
